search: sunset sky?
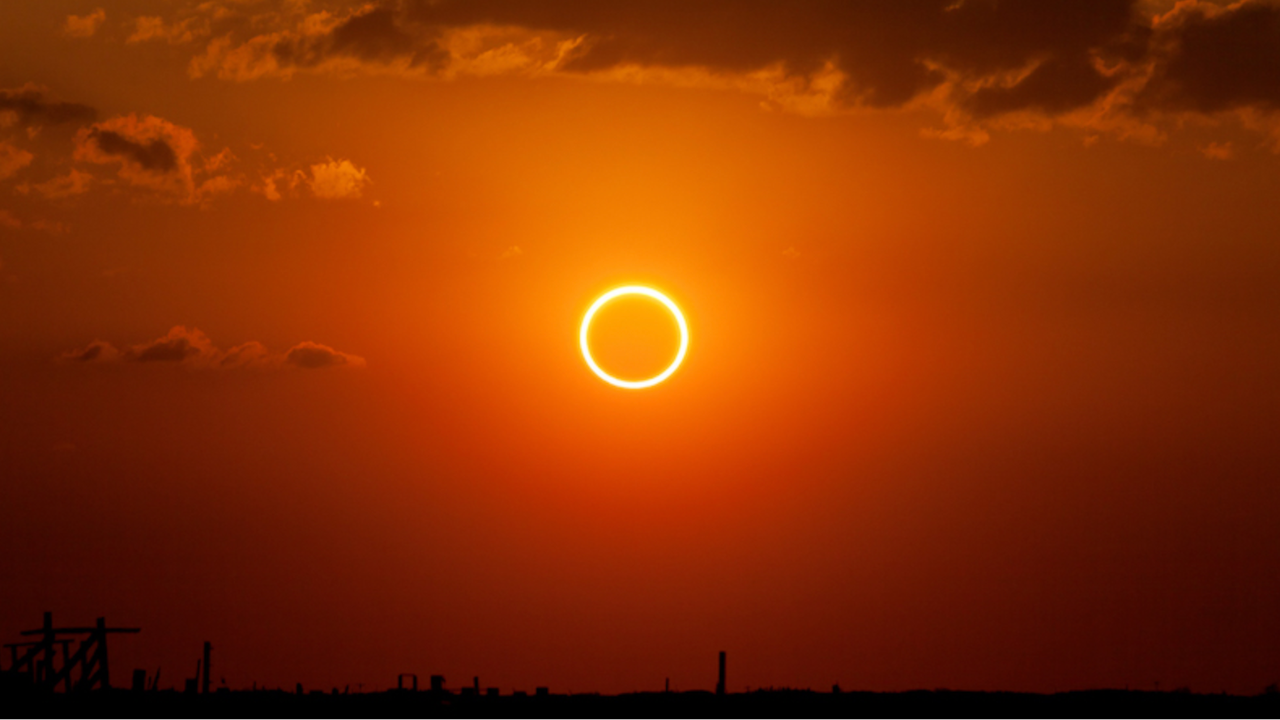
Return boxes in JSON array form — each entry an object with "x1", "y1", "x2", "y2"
[{"x1": 4, "y1": 0, "x2": 1280, "y2": 696}]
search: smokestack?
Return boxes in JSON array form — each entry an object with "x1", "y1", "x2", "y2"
[
  {"x1": 716, "y1": 651, "x2": 726, "y2": 696},
  {"x1": 201, "y1": 642, "x2": 211, "y2": 695}
]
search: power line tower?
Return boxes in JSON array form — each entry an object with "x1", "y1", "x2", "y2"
[{"x1": 3, "y1": 612, "x2": 140, "y2": 692}]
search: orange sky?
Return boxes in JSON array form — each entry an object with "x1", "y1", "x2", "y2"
[{"x1": 4, "y1": 0, "x2": 1280, "y2": 696}]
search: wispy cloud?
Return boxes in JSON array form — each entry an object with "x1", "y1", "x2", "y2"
[
  {"x1": 60, "y1": 326, "x2": 366, "y2": 371},
  {"x1": 63, "y1": 8, "x2": 106, "y2": 39},
  {"x1": 0, "y1": 141, "x2": 34, "y2": 181}
]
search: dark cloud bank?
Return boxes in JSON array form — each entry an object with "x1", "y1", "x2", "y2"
[
  {"x1": 218, "y1": 0, "x2": 1280, "y2": 133},
  {"x1": 1, "y1": 1, "x2": 1268, "y2": 159}
]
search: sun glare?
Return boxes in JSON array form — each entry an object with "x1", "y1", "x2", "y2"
[{"x1": 580, "y1": 286, "x2": 689, "y2": 389}]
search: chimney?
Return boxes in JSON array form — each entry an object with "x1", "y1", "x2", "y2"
[
  {"x1": 716, "y1": 651, "x2": 726, "y2": 696},
  {"x1": 201, "y1": 642, "x2": 212, "y2": 694}
]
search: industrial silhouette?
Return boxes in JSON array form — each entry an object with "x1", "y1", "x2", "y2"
[
  {"x1": 3, "y1": 613, "x2": 1279, "y2": 715},
  {"x1": 2, "y1": 612, "x2": 139, "y2": 693}
]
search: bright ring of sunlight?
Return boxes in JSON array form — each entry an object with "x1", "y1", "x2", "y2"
[{"x1": 580, "y1": 286, "x2": 689, "y2": 389}]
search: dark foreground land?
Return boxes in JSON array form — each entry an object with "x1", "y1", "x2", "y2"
[{"x1": 4, "y1": 688, "x2": 1280, "y2": 718}]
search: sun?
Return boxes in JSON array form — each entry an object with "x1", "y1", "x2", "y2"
[{"x1": 580, "y1": 286, "x2": 689, "y2": 389}]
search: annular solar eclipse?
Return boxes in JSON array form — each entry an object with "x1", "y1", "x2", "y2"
[{"x1": 580, "y1": 286, "x2": 688, "y2": 389}]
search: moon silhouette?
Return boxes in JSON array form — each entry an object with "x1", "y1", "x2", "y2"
[{"x1": 580, "y1": 286, "x2": 689, "y2": 389}]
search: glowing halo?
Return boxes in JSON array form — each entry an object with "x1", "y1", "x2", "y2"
[{"x1": 580, "y1": 286, "x2": 689, "y2": 389}]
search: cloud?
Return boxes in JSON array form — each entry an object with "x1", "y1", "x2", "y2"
[
  {"x1": 0, "y1": 141, "x2": 34, "y2": 181},
  {"x1": 185, "y1": 4, "x2": 451, "y2": 82},
  {"x1": 75, "y1": 114, "x2": 192, "y2": 195},
  {"x1": 219, "y1": 341, "x2": 273, "y2": 368},
  {"x1": 90, "y1": 128, "x2": 179, "y2": 172},
  {"x1": 63, "y1": 9, "x2": 106, "y2": 39},
  {"x1": 499, "y1": 245, "x2": 522, "y2": 260},
  {"x1": 0, "y1": 87, "x2": 348, "y2": 206},
  {"x1": 32, "y1": 169, "x2": 93, "y2": 199},
  {"x1": 179, "y1": 0, "x2": 1136, "y2": 109},
  {"x1": 58, "y1": 340, "x2": 120, "y2": 364},
  {"x1": 1140, "y1": 1, "x2": 1280, "y2": 115},
  {"x1": 128, "y1": 16, "x2": 204, "y2": 44},
  {"x1": 0, "y1": 85, "x2": 97, "y2": 128},
  {"x1": 126, "y1": 326, "x2": 218, "y2": 363},
  {"x1": 60, "y1": 327, "x2": 365, "y2": 370},
  {"x1": 284, "y1": 341, "x2": 367, "y2": 369},
  {"x1": 26, "y1": 218, "x2": 69, "y2": 235},
  {"x1": 1201, "y1": 140, "x2": 1233, "y2": 160},
  {"x1": 0, "y1": 208, "x2": 69, "y2": 234},
  {"x1": 259, "y1": 170, "x2": 288, "y2": 201},
  {"x1": 252, "y1": 158, "x2": 377, "y2": 202},
  {"x1": 146, "y1": 0, "x2": 1280, "y2": 148},
  {"x1": 73, "y1": 114, "x2": 234, "y2": 204},
  {"x1": 0, "y1": 84, "x2": 366, "y2": 206},
  {"x1": 306, "y1": 158, "x2": 370, "y2": 199},
  {"x1": 4, "y1": 105, "x2": 368, "y2": 205},
  {"x1": 963, "y1": 55, "x2": 1120, "y2": 119},
  {"x1": 195, "y1": 173, "x2": 240, "y2": 199}
]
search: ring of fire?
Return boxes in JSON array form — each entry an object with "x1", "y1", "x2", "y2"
[{"x1": 580, "y1": 286, "x2": 689, "y2": 389}]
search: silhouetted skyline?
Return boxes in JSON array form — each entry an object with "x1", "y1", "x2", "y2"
[{"x1": 4, "y1": 0, "x2": 1280, "y2": 698}]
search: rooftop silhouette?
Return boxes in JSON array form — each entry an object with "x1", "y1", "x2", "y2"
[{"x1": 3, "y1": 613, "x2": 1279, "y2": 717}]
